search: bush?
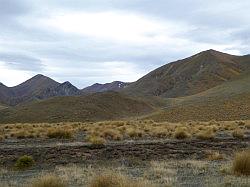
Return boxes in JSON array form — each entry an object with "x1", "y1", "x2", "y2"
[
  {"x1": 174, "y1": 127, "x2": 190, "y2": 139},
  {"x1": 196, "y1": 129, "x2": 215, "y2": 140},
  {"x1": 15, "y1": 155, "x2": 35, "y2": 170},
  {"x1": 47, "y1": 129, "x2": 72, "y2": 139},
  {"x1": 30, "y1": 174, "x2": 66, "y2": 187},
  {"x1": 232, "y1": 150, "x2": 250, "y2": 175},
  {"x1": 232, "y1": 129, "x2": 244, "y2": 139}
]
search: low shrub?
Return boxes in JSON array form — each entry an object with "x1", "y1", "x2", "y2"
[
  {"x1": 232, "y1": 150, "x2": 250, "y2": 175},
  {"x1": 29, "y1": 174, "x2": 66, "y2": 187},
  {"x1": 15, "y1": 155, "x2": 35, "y2": 170},
  {"x1": 174, "y1": 127, "x2": 190, "y2": 139},
  {"x1": 47, "y1": 129, "x2": 72, "y2": 139}
]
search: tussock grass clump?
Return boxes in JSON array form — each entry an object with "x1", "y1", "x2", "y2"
[
  {"x1": 89, "y1": 170, "x2": 152, "y2": 187},
  {"x1": 126, "y1": 128, "x2": 143, "y2": 138},
  {"x1": 29, "y1": 174, "x2": 66, "y2": 187},
  {"x1": 232, "y1": 129, "x2": 245, "y2": 139},
  {"x1": 174, "y1": 127, "x2": 190, "y2": 139},
  {"x1": 87, "y1": 135, "x2": 106, "y2": 145},
  {"x1": 15, "y1": 155, "x2": 35, "y2": 170},
  {"x1": 232, "y1": 150, "x2": 250, "y2": 175},
  {"x1": 101, "y1": 129, "x2": 122, "y2": 141},
  {"x1": 196, "y1": 129, "x2": 215, "y2": 140},
  {"x1": 47, "y1": 129, "x2": 72, "y2": 139}
]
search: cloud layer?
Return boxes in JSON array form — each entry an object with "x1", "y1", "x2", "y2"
[{"x1": 0, "y1": 0, "x2": 249, "y2": 88}]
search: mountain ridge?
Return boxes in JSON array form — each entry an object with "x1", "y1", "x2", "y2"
[{"x1": 122, "y1": 49, "x2": 250, "y2": 98}]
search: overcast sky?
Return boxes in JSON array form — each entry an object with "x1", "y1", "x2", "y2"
[{"x1": 0, "y1": 0, "x2": 250, "y2": 88}]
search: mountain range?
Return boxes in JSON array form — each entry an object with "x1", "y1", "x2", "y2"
[
  {"x1": 0, "y1": 49, "x2": 249, "y2": 123},
  {"x1": 0, "y1": 74, "x2": 128, "y2": 106}
]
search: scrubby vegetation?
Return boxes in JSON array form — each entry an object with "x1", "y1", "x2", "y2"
[
  {"x1": 29, "y1": 174, "x2": 66, "y2": 187},
  {"x1": 0, "y1": 120, "x2": 249, "y2": 142},
  {"x1": 15, "y1": 155, "x2": 35, "y2": 170}
]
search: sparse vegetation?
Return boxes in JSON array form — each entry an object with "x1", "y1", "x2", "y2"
[
  {"x1": 207, "y1": 151, "x2": 224, "y2": 161},
  {"x1": 232, "y1": 150, "x2": 250, "y2": 176},
  {"x1": 89, "y1": 170, "x2": 152, "y2": 187},
  {"x1": 15, "y1": 155, "x2": 35, "y2": 170},
  {"x1": 29, "y1": 174, "x2": 66, "y2": 187}
]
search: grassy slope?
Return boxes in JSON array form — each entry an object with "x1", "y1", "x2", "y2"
[
  {"x1": 0, "y1": 92, "x2": 154, "y2": 124},
  {"x1": 143, "y1": 74, "x2": 250, "y2": 122},
  {"x1": 123, "y1": 50, "x2": 250, "y2": 98}
]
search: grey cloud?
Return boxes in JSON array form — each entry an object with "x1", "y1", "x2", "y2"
[
  {"x1": 0, "y1": 52, "x2": 44, "y2": 71},
  {"x1": 0, "y1": 0, "x2": 249, "y2": 87}
]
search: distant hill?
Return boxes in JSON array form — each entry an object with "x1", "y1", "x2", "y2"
[
  {"x1": 82, "y1": 81, "x2": 130, "y2": 94},
  {"x1": 0, "y1": 75, "x2": 80, "y2": 106},
  {"x1": 143, "y1": 73, "x2": 250, "y2": 122},
  {"x1": 0, "y1": 92, "x2": 153, "y2": 123},
  {"x1": 123, "y1": 49, "x2": 250, "y2": 98}
]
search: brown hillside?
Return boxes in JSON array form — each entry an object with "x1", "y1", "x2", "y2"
[
  {"x1": 0, "y1": 92, "x2": 153, "y2": 123},
  {"x1": 143, "y1": 73, "x2": 250, "y2": 122},
  {"x1": 123, "y1": 49, "x2": 250, "y2": 98}
]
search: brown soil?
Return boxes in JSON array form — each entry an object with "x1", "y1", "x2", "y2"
[{"x1": 1, "y1": 137, "x2": 249, "y2": 168}]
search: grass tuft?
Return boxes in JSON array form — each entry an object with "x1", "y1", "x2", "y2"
[
  {"x1": 47, "y1": 129, "x2": 72, "y2": 139},
  {"x1": 29, "y1": 174, "x2": 66, "y2": 187},
  {"x1": 232, "y1": 150, "x2": 250, "y2": 176},
  {"x1": 196, "y1": 129, "x2": 215, "y2": 140},
  {"x1": 174, "y1": 127, "x2": 190, "y2": 139}
]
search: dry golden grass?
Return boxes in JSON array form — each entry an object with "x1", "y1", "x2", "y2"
[
  {"x1": 174, "y1": 127, "x2": 190, "y2": 139},
  {"x1": 29, "y1": 174, "x2": 66, "y2": 187},
  {"x1": 196, "y1": 128, "x2": 215, "y2": 140},
  {"x1": 0, "y1": 120, "x2": 249, "y2": 142},
  {"x1": 89, "y1": 170, "x2": 153, "y2": 187},
  {"x1": 232, "y1": 150, "x2": 250, "y2": 176},
  {"x1": 47, "y1": 129, "x2": 73, "y2": 139},
  {"x1": 206, "y1": 151, "x2": 224, "y2": 161},
  {"x1": 87, "y1": 135, "x2": 106, "y2": 145},
  {"x1": 232, "y1": 129, "x2": 245, "y2": 139}
]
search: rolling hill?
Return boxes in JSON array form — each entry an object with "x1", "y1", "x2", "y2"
[
  {"x1": 143, "y1": 73, "x2": 250, "y2": 122},
  {"x1": 0, "y1": 92, "x2": 153, "y2": 123},
  {"x1": 123, "y1": 49, "x2": 250, "y2": 98}
]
